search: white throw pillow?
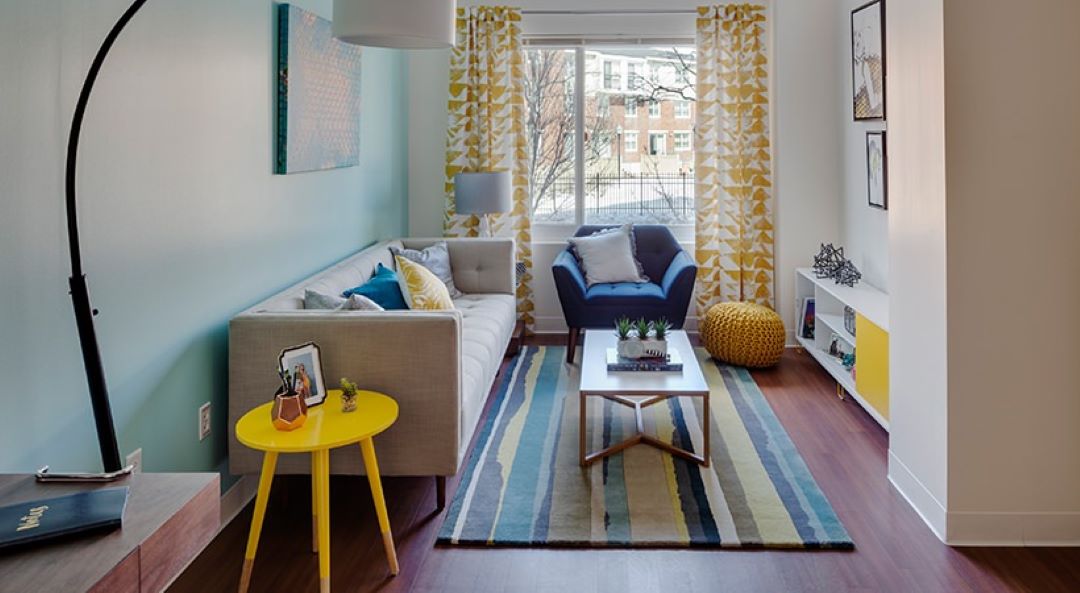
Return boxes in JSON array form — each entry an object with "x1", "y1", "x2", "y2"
[
  {"x1": 568, "y1": 224, "x2": 647, "y2": 286},
  {"x1": 304, "y1": 289, "x2": 384, "y2": 311}
]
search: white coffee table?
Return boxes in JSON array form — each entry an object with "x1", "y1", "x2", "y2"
[{"x1": 578, "y1": 330, "x2": 710, "y2": 467}]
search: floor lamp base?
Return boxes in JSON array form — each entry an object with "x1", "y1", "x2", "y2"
[{"x1": 35, "y1": 465, "x2": 135, "y2": 483}]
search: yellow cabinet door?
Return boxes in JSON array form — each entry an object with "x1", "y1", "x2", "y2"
[{"x1": 855, "y1": 314, "x2": 889, "y2": 422}]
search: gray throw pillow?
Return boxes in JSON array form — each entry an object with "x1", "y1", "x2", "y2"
[
  {"x1": 568, "y1": 224, "x2": 649, "y2": 286},
  {"x1": 304, "y1": 289, "x2": 384, "y2": 311},
  {"x1": 390, "y1": 242, "x2": 463, "y2": 298}
]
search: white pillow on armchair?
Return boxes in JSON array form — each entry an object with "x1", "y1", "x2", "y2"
[{"x1": 568, "y1": 224, "x2": 648, "y2": 286}]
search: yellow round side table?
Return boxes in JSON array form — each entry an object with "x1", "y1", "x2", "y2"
[{"x1": 235, "y1": 389, "x2": 399, "y2": 593}]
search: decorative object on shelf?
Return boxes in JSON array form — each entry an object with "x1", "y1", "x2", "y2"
[
  {"x1": 332, "y1": 0, "x2": 456, "y2": 49},
  {"x1": 851, "y1": 0, "x2": 886, "y2": 120},
  {"x1": 866, "y1": 131, "x2": 888, "y2": 209},
  {"x1": 812, "y1": 243, "x2": 846, "y2": 279},
  {"x1": 340, "y1": 378, "x2": 359, "y2": 413},
  {"x1": 798, "y1": 297, "x2": 816, "y2": 340},
  {"x1": 279, "y1": 342, "x2": 327, "y2": 407},
  {"x1": 844, "y1": 306, "x2": 857, "y2": 337},
  {"x1": 834, "y1": 260, "x2": 863, "y2": 287},
  {"x1": 700, "y1": 302, "x2": 786, "y2": 368},
  {"x1": 276, "y1": 4, "x2": 363, "y2": 175},
  {"x1": 612, "y1": 317, "x2": 669, "y2": 359}
]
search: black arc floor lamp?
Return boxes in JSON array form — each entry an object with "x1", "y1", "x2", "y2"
[{"x1": 37, "y1": 0, "x2": 149, "y2": 482}]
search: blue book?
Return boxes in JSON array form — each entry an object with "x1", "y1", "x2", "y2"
[{"x1": 0, "y1": 487, "x2": 128, "y2": 552}]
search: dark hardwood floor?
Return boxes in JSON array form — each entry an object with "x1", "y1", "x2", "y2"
[{"x1": 169, "y1": 337, "x2": 1080, "y2": 593}]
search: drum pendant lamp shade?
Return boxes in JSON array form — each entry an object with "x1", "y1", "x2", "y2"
[{"x1": 333, "y1": 0, "x2": 456, "y2": 49}]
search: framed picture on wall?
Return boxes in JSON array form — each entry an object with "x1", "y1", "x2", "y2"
[
  {"x1": 851, "y1": 0, "x2": 886, "y2": 120},
  {"x1": 798, "y1": 298, "x2": 816, "y2": 340},
  {"x1": 866, "y1": 131, "x2": 888, "y2": 209}
]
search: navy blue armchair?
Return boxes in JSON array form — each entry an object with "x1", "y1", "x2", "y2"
[{"x1": 552, "y1": 225, "x2": 697, "y2": 363}]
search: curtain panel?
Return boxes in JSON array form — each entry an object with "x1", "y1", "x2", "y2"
[
  {"x1": 694, "y1": 4, "x2": 774, "y2": 314},
  {"x1": 443, "y1": 6, "x2": 534, "y2": 330}
]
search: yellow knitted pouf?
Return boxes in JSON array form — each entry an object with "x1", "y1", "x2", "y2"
[{"x1": 701, "y1": 302, "x2": 786, "y2": 368}]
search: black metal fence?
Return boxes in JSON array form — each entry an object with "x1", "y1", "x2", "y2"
[{"x1": 532, "y1": 172, "x2": 694, "y2": 223}]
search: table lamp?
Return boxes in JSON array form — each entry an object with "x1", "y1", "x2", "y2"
[{"x1": 454, "y1": 171, "x2": 512, "y2": 237}]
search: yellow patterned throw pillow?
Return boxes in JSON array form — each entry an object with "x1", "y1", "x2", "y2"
[{"x1": 394, "y1": 256, "x2": 454, "y2": 310}]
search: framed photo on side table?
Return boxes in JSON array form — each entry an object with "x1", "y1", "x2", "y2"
[
  {"x1": 279, "y1": 342, "x2": 327, "y2": 407},
  {"x1": 851, "y1": 0, "x2": 886, "y2": 120},
  {"x1": 866, "y1": 131, "x2": 888, "y2": 209}
]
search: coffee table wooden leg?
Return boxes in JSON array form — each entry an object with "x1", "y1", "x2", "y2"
[
  {"x1": 315, "y1": 449, "x2": 331, "y2": 593},
  {"x1": 239, "y1": 451, "x2": 278, "y2": 593},
  {"x1": 360, "y1": 438, "x2": 399, "y2": 575},
  {"x1": 702, "y1": 395, "x2": 711, "y2": 467},
  {"x1": 579, "y1": 393, "x2": 587, "y2": 467},
  {"x1": 311, "y1": 452, "x2": 320, "y2": 553}
]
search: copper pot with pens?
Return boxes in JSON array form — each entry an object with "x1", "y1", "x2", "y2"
[{"x1": 271, "y1": 367, "x2": 308, "y2": 431}]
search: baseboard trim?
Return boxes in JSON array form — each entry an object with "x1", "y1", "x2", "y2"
[
  {"x1": 887, "y1": 450, "x2": 948, "y2": 543},
  {"x1": 219, "y1": 474, "x2": 257, "y2": 530},
  {"x1": 945, "y1": 510, "x2": 1080, "y2": 546}
]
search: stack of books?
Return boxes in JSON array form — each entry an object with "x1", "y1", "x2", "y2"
[{"x1": 606, "y1": 349, "x2": 683, "y2": 372}]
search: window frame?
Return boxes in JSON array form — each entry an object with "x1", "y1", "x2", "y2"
[
  {"x1": 674, "y1": 100, "x2": 692, "y2": 119},
  {"x1": 648, "y1": 130, "x2": 668, "y2": 156},
  {"x1": 674, "y1": 131, "x2": 692, "y2": 151},
  {"x1": 525, "y1": 44, "x2": 696, "y2": 238},
  {"x1": 648, "y1": 102, "x2": 661, "y2": 118},
  {"x1": 624, "y1": 130, "x2": 639, "y2": 153}
]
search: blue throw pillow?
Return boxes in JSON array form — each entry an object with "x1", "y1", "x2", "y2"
[{"x1": 342, "y1": 263, "x2": 409, "y2": 310}]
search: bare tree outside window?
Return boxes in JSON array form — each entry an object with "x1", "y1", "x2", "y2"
[{"x1": 525, "y1": 46, "x2": 695, "y2": 225}]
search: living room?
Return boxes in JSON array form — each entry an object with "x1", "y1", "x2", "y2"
[{"x1": 1, "y1": 1, "x2": 1077, "y2": 592}]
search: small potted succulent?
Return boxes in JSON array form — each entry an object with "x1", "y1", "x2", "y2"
[
  {"x1": 340, "y1": 377, "x2": 359, "y2": 413},
  {"x1": 614, "y1": 317, "x2": 669, "y2": 359}
]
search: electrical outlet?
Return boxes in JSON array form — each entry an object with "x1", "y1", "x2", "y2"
[
  {"x1": 126, "y1": 448, "x2": 142, "y2": 473},
  {"x1": 199, "y1": 402, "x2": 212, "y2": 441}
]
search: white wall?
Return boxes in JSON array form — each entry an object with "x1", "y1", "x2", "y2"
[
  {"x1": 942, "y1": 0, "x2": 1080, "y2": 544},
  {"x1": 0, "y1": 0, "x2": 408, "y2": 475},
  {"x1": 884, "y1": 0, "x2": 950, "y2": 539},
  {"x1": 408, "y1": 0, "x2": 843, "y2": 339},
  {"x1": 837, "y1": 0, "x2": 888, "y2": 291}
]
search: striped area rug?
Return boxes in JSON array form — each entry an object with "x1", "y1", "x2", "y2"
[{"x1": 437, "y1": 346, "x2": 853, "y2": 549}]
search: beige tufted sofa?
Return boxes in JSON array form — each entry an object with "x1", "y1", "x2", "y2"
[{"x1": 228, "y1": 238, "x2": 516, "y2": 506}]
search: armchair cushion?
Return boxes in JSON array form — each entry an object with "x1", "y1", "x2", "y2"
[
  {"x1": 568, "y1": 224, "x2": 647, "y2": 286},
  {"x1": 585, "y1": 281, "x2": 665, "y2": 305}
]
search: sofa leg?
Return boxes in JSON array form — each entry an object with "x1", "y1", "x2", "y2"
[
  {"x1": 566, "y1": 328, "x2": 579, "y2": 363},
  {"x1": 436, "y1": 476, "x2": 447, "y2": 512}
]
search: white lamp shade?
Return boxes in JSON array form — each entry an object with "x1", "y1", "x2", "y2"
[
  {"x1": 454, "y1": 171, "x2": 513, "y2": 215},
  {"x1": 333, "y1": 0, "x2": 456, "y2": 49}
]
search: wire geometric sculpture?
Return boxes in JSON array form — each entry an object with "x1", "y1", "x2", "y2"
[
  {"x1": 812, "y1": 243, "x2": 845, "y2": 279},
  {"x1": 834, "y1": 260, "x2": 863, "y2": 287}
]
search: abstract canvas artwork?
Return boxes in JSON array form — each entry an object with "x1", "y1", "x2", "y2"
[
  {"x1": 276, "y1": 4, "x2": 363, "y2": 174},
  {"x1": 851, "y1": 0, "x2": 885, "y2": 120}
]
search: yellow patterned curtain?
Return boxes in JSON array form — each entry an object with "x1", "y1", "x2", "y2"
[
  {"x1": 444, "y1": 6, "x2": 534, "y2": 330},
  {"x1": 694, "y1": 5, "x2": 774, "y2": 315}
]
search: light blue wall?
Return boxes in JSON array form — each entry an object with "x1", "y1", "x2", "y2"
[{"x1": 0, "y1": 0, "x2": 408, "y2": 481}]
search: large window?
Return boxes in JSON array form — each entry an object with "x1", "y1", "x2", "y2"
[{"x1": 527, "y1": 45, "x2": 697, "y2": 226}]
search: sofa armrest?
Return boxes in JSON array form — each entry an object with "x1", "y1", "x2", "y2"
[
  {"x1": 401, "y1": 237, "x2": 514, "y2": 295},
  {"x1": 228, "y1": 310, "x2": 462, "y2": 476},
  {"x1": 552, "y1": 250, "x2": 587, "y2": 296}
]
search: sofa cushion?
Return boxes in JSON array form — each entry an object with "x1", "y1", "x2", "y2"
[
  {"x1": 391, "y1": 241, "x2": 463, "y2": 298},
  {"x1": 454, "y1": 294, "x2": 516, "y2": 444},
  {"x1": 304, "y1": 289, "x2": 384, "y2": 311},
  {"x1": 342, "y1": 264, "x2": 409, "y2": 310},
  {"x1": 395, "y1": 256, "x2": 455, "y2": 310},
  {"x1": 585, "y1": 281, "x2": 665, "y2": 305}
]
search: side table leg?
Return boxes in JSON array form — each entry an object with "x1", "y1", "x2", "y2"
[
  {"x1": 316, "y1": 449, "x2": 331, "y2": 593},
  {"x1": 239, "y1": 451, "x2": 278, "y2": 593},
  {"x1": 360, "y1": 438, "x2": 399, "y2": 575},
  {"x1": 311, "y1": 451, "x2": 320, "y2": 553}
]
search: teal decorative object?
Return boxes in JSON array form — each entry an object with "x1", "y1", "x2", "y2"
[{"x1": 276, "y1": 4, "x2": 363, "y2": 174}]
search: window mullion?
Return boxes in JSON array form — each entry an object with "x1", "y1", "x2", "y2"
[{"x1": 574, "y1": 47, "x2": 586, "y2": 226}]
